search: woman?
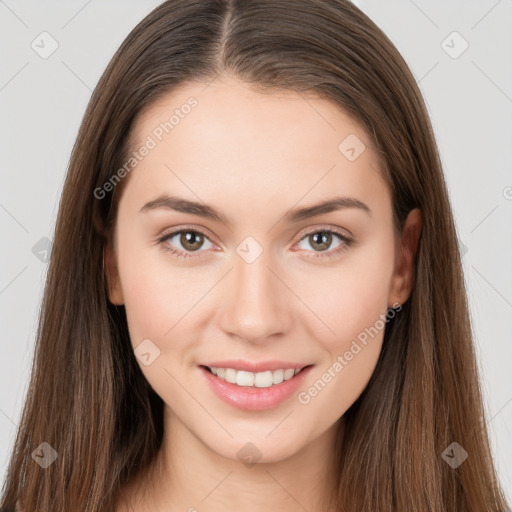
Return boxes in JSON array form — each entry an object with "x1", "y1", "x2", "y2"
[{"x1": 1, "y1": 0, "x2": 509, "y2": 511}]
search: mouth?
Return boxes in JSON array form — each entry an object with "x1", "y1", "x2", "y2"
[
  {"x1": 198, "y1": 363, "x2": 314, "y2": 411},
  {"x1": 200, "y1": 365, "x2": 311, "y2": 388}
]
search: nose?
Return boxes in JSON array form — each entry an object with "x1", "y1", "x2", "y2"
[{"x1": 218, "y1": 250, "x2": 293, "y2": 344}]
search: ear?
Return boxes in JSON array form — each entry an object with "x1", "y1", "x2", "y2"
[
  {"x1": 388, "y1": 208, "x2": 422, "y2": 308},
  {"x1": 104, "y1": 239, "x2": 124, "y2": 305}
]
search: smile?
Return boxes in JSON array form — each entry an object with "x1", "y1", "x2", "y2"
[
  {"x1": 198, "y1": 362, "x2": 314, "y2": 411},
  {"x1": 206, "y1": 366, "x2": 305, "y2": 388}
]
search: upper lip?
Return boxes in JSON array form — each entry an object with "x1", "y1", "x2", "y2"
[{"x1": 200, "y1": 360, "x2": 312, "y2": 372}]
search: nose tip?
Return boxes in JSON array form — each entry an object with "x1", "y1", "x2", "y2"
[{"x1": 218, "y1": 257, "x2": 292, "y2": 344}]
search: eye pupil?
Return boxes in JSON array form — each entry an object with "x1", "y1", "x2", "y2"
[
  {"x1": 310, "y1": 232, "x2": 332, "y2": 251},
  {"x1": 181, "y1": 231, "x2": 204, "y2": 251}
]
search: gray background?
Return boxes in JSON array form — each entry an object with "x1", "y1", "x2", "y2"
[{"x1": 1, "y1": 0, "x2": 511, "y2": 503}]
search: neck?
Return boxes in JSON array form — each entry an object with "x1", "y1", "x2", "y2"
[{"x1": 122, "y1": 406, "x2": 345, "y2": 512}]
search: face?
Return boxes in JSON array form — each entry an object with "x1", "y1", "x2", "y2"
[{"x1": 105, "y1": 73, "x2": 419, "y2": 463}]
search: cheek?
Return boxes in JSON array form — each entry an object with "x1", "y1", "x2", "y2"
[
  {"x1": 115, "y1": 232, "x2": 176, "y2": 346},
  {"x1": 295, "y1": 261, "x2": 394, "y2": 420},
  {"x1": 116, "y1": 233, "x2": 215, "y2": 359},
  {"x1": 302, "y1": 239, "x2": 395, "y2": 353},
  {"x1": 115, "y1": 241, "x2": 203, "y2": 401},
  {"x1": 119, "y1": 267, "x2": 169, "y2": 346}
]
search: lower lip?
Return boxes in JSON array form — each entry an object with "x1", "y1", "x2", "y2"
[{"x1": 199, "y1": 365, "x2": 314, "y2": 411}]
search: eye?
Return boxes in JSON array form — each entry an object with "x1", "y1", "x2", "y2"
[
  {"x1": 294, "y1": 227, "x2": 353, "y2": 259},
  {"x1": 158, "y1": 228, "x2": 215, "y2": 259},
  {"x1": 158, "y1": 225, "x2": 353, "y2": 261}
]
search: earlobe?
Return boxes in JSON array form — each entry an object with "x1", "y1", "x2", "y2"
[
  {"x1": 388, "y1": 208, "x2": 422, "y2": 308},
  {"x1": 103, "y1": 242, "x2": 124, "y2": 305}
]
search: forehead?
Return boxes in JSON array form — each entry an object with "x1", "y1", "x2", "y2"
[
  {"x1": 131, "y1": 75, "x2": 372, "y2": 157},
  {"x1": 123, "y1": 75, "x2": 390, "y2": 219}
]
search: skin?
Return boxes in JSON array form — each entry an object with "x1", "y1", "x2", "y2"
[{"x1": 106, "y1": 72, "x2": 422, "y2": 512}]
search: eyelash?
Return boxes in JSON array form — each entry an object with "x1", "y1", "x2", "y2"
[{"x1": 157, "y1": 225, "x2": 353, "y2": 261}]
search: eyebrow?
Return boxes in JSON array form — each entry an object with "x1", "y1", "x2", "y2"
[{"x1": 139, "y1": 194, "x2": 371, "y2": 226}]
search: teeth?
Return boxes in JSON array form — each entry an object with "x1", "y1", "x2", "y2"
[
  {"x1": 283, "y1": 368, "x2": 295, "y2": 380},
  {"x1": 254, "y1": 370, "x2": 272, "y2": 387},
  {"x1": 272, "y1": 369, "x2": 284, "y2": 384},
  {"x1": 208, "y1": 366, "x2": 303, "y2": 388},
  {"x1": 237, "y1": 370, "x2": 254, "y2": 387}
]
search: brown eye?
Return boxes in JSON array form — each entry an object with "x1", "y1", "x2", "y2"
[
  {"x1": 179, "y1": 231, "x2": 205, "y2": 251},
  {"x1": 160, "y1": 229, "x2": 215, "y2": 257},
  {"x1": 307, "y1": 231, "x2": 333, "y2": 252},
  {"x1": 295, "y1": 228, "x2": 353, "y2": 259}
]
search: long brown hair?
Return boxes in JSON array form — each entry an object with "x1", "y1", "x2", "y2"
[{"x1": 1, "y1": 1, "x2": 509, "y2": 511}]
